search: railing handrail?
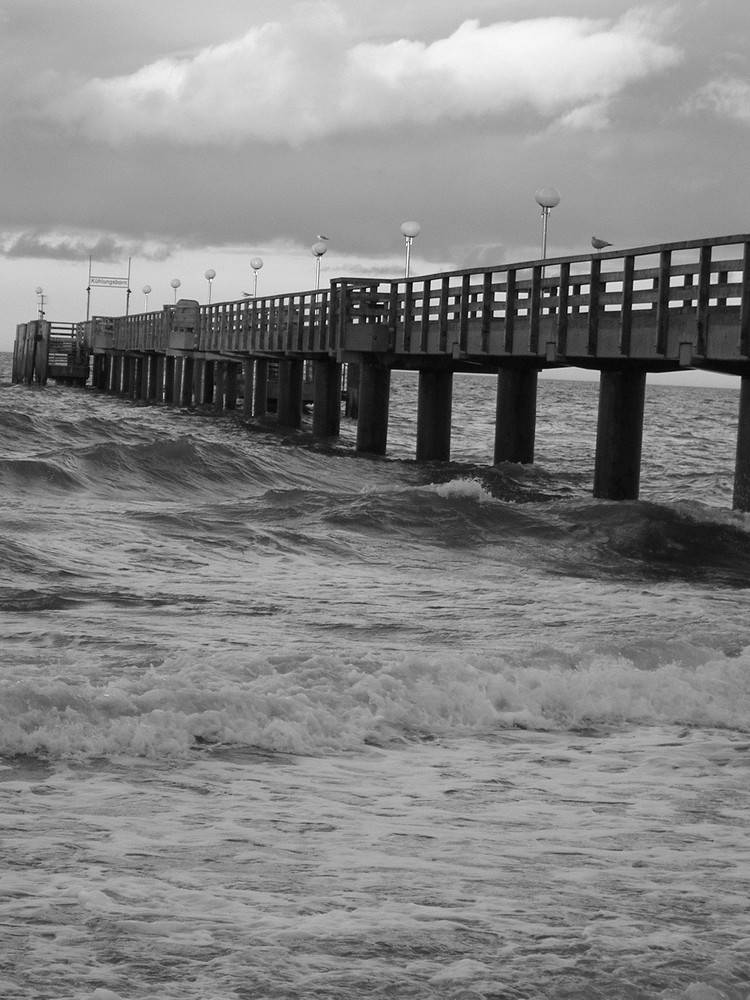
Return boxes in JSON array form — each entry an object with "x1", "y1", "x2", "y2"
[{"x1": 333, "y1": 233, "x2": 750, "y2": 286}]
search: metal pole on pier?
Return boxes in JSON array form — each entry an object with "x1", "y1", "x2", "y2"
[
  {"x1": 401, "y1": 221, "x2": 420, "y2": 278},
  {"x1": 534, "y1": 188, "x2": 560, "y2": 260},
  {"x1": 250, "y1": 258, "x2": 263, "y2": 298},
  {"x1": 312, "y1": 241, "x2": 327, "y2": 290},
  {"x1": 205, "y1": 268, "x2": 216, "y2": 305},
  {"x1": 125, "y1": 257, "x2": 132, "y2": 316}
]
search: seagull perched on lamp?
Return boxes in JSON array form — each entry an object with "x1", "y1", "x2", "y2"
[{"x1": 591, "y1": 236, "x2": 613, "y2": 250}]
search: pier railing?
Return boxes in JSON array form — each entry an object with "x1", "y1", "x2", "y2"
[
  {"x1": 73, "y1": 234, "x2": 750, "y2": 373},
  {"x1": 91, "y1": 289, "x2": 332, "y2": 357},
  {"x1": 330, "y1": 234, "x2": 750, "y2": 370}
]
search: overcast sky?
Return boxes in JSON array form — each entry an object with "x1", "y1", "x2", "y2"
[{"x1": 2, "y1": 0, "x2": 749, "y2": 365}]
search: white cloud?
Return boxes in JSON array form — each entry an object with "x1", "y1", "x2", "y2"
[
  {"x1": 688, "y1": 77, "x2": 750, "y2": 125},
  {"x1": 555, "y1": 100, "x2": 611, "y2": 131},
  {"x1": 39, "y1": 7, "x2": 680, "y2": 145}
]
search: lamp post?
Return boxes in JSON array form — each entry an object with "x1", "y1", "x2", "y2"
[
  {"x1": 250, "y1": 257, "x2": 263, "y2": 298},
  {"x1": 204, "y1": 268, "x2": 216, "y2": 304},
  {"x1": 311, "y1": 241, "x2": 327, "y2": 290},
  {"x1": 170, "y1": 278, "x2": 181, "y2": 304},
  {"x1": 534, "y1": 188, "x2": 560, "y2": 260},
  {"x1": 35, "y1": 286, "x2": 46, "y2": 319},
  {"x1": 142, "y1": 284, "x2": 151, "y2": 311},
  {"x1": 400, "y1": 221, "x2": 420, "y2": 278}
]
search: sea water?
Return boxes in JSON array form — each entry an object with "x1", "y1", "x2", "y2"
[{"x1": 1, "y1": 355, "x2": 749, "y2": 1000}]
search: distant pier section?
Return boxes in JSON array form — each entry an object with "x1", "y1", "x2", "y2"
[{"x1": 12, "y1": 233, "x2": 750, "y2": 510}]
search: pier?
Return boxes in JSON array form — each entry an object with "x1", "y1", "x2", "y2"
[{"x1": 11, "y1": 234, "x2": 750, "y2": 510}]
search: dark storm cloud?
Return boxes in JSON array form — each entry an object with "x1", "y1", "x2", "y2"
[{"x1": 0, "y1": 230, "x2": 174, "y2": 263}]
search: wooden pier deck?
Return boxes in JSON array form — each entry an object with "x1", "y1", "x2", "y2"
[{"x1": 11, "y1": 233, "x2": 750, "y2": 509}]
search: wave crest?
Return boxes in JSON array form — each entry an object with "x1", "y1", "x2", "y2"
[{"x1": 2, "y1": 644, "x2": 748, "y2": 762}]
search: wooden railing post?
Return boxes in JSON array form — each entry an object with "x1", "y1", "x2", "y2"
[
  {"x1": 439, "y1": 276, "x2": 450, "y2": 352},
  {"x1": 655, "y1": 249, "x2": 672, "y2": 355},
  {"x1": 556, "y1": 262, "x2": 570, "y2": 356},
  {"x1": 419, "y1": 279, "x2": 431, "y2": 352},
  {"x1": 740, "y1": 241, "x2": 750, "y2": 357},
  {"x1": 529, "y1": 265, "x2": 542, "y2": 355},
  {"x1": 619, "y1": 254, "x2": 635, "y2": 356},
  {"x1": 503, "y1": 270, "x2": 516, "y2": 353},
  {"x1": 403, "y1": 281, "x2": 414, "y2": 353},
  {"x1": 459, "y1": 274, "x2": 470, "y2": 353},
  {"x1": 587, "y1": 257, "x2": 602, "y2": 356},
  {"x1": 696, "y1": 244, "x2": 712, "y2": 357}
]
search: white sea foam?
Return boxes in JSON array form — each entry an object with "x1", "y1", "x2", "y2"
[
  {"x1": 429, "y1": 477, "x2": 496, "y2": 503},
  {"x1": 1, "y1": 644, "x2": 749, "y2": 761}
]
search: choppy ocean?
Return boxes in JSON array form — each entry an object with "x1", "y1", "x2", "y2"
[{"x1": 2, "y1": 351, "x2": 749, "y2": 1000}]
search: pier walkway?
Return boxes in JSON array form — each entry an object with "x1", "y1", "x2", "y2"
[{"x1": 12, "y1": 233, "x2": 750, "y2": 510}]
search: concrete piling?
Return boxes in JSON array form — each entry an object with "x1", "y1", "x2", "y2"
[
  {"x1": 312, "y1": 359, "x2": 342, "y2": 438},
  {"x1": 733, "y1": 375, "x2": 750, "y2": 510},
  {"x1": 416, "y1": 369, "x2": 453, "y2": 461},
  {"x1": 277, "y1": 359, "x2": 303, "y2": 429},
  {"x1": 494, "y1": 367, "x2": 538, "y2": 464},
  {"x1": 593, "y1": 369, "x2": 647, "y2": 500},
  {"x1": 356, "y1": 363, "x2": 390, "y2": 455}
]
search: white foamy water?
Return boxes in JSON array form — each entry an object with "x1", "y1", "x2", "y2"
[{"x1": 2, "y1": 356, "x2": 750, "y2": 998}]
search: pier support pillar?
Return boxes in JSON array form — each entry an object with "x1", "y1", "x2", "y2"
[
  {"x1": 181, "y1": 357, "x2": 194, "y2": 407},
  {"x1": 356, "y1": 362, "x2": 391, "y2": 455},
  {"x1": 417, "y1": 369, "x2": 453, "y2": 461},
  {"x1": 164, "y1": 356, "x2": 176, "y2": 405},
  {"x1": 93, "y1": 355, "x2": 106, "y2": 391},
  {"x1": 593, "y1": 369, "x2": 646, "y2": 500},
  {"x1": 148, "y1": 355, "x2": 159, "y2": 402},
  {"x1": 154, "y1": 355, "x2": 165, "y2": 403},
  {"x1": 225, "y1": 362, "x2": 238, "y2": 411},
  {"x1": 203, "y1": 361, "x2": 215, "y2": 405},
  {"x1": 277, "y1": 359, "x2": 303, "y2": 428},
  {"x1": 192, "y1": 358, "x2": 204, "y2": 406},
  {"x1": 254, "y1": 359, "x2": 268, "y2": 416},
  {"x1": 139, "y1": 356, "x2": 150, "y2": 400},
  {"x1": 132, "y1": 357, "x2": 143, "y2": 400},
  {"x1": 733, "y1": 376, "x2": 750, "y2": 510},
  {"x1": 110, "y1": 355, "x2": 122, "y2": 395},
  {"x1": 312, "y1": 359, "x2": 342, "y2": 438},
  {"x1": 214, "y1": 362, "x2": 227, "y2": 412},
  {"x1": 121, "y1": 356, "x2": 134, "y2": 398},
  {"x1": 345, "y1": 363, "x2": 360, "y2": 419},
  {"x1": 172, "y1": 358, "x2": 184, "y2": 407},
  {"x1": 494, "y1": 367, "x2": 539, "y2": 464},
  {"x1": 243, "y1": 360, "x2": 254, "y2": 419}
]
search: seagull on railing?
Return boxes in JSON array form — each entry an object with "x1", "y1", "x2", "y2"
[{"x1": 591, "y1": 236, "x2": 613, "y2": 251}]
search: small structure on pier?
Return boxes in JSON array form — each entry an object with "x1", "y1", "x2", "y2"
[
  {"x1": 12, "y1": 320, "x2": 89, "y2": 385},
  {"x1": 11, "y1": 233, "x2": 750, "y2": 510}
]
